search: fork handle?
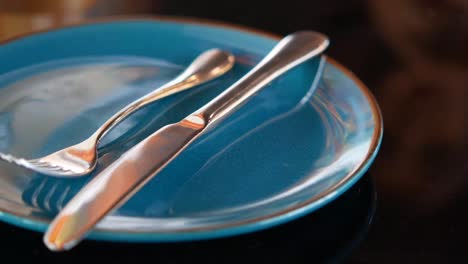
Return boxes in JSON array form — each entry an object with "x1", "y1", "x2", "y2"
[{"x1": 90, "y1": 49, "x2": 234, "y2": 142}]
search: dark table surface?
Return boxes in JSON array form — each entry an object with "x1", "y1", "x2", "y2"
[{"x1": 1, "y1": 1, "x2": 467, "y2": 263}]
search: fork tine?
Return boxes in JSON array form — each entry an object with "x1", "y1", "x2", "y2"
[
  {"x1": 0, "y1": 152, "x2": 32, "y2": 169},
  {"x1": 39, "y1": 166, "x2": 72, "y2": 173},
  {"x1": 4, "y1": 158, "x2": 66, "y2": 175},
  {"x1": 30, "y1": 177, "x2": 48, "y2": 208},
  {"x1": 30, "y1": 160, "x2": 60, "y2": 169},
  {"x1": 29, "y1": 159, "x2": 54, "y2": 166},
  {"x1": 57, "y1": 186, "x2": 71, "y2": 211},
  {"x1": 43, "y1": 182, "x2": 59, "y2": 213},
  {"x1": 28, "y1": 159, "x2": 75, "y2": 174}
]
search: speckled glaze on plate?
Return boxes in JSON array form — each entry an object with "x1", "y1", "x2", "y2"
[{"x1": 0, "y1": 17, "x2": 382, "y2": 242}]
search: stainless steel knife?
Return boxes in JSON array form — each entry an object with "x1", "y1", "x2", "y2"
[{"x1": 43, "y1": 31, "x2": 329, "y2": 251}]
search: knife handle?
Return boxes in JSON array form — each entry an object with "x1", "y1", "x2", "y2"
[
  {"x1": 43, "y1": 121, "x2": 204, "y2": 251},
  {"x1": 194, "y1": 31, "x2": 329, "y2": 127}
]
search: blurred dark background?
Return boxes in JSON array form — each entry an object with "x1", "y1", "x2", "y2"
[{"x1": 0, "y1": 0, "x2": 466, "y2": 263}]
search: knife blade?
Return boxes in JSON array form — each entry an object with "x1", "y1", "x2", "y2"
[{"x1": 43, "y1": 31, "x2": 329, "y2": 251}]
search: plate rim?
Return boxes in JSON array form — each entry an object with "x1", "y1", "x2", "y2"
[{"x1": 0, "y1": 15, "x2": 383, "y2": 242}]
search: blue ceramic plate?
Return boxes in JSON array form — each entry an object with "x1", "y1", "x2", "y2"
[{"x1": 0, "y1": 18, "x2": 382, "y2": 242}]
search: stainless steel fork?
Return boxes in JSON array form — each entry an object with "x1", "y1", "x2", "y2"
[{"x1": 0, "y1": 49, "x2": 234, "y2": 177}]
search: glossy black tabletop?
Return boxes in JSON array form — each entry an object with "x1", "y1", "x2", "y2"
[{"x1": 0, "y1": 1, "x2": 466, "y2": 263}]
